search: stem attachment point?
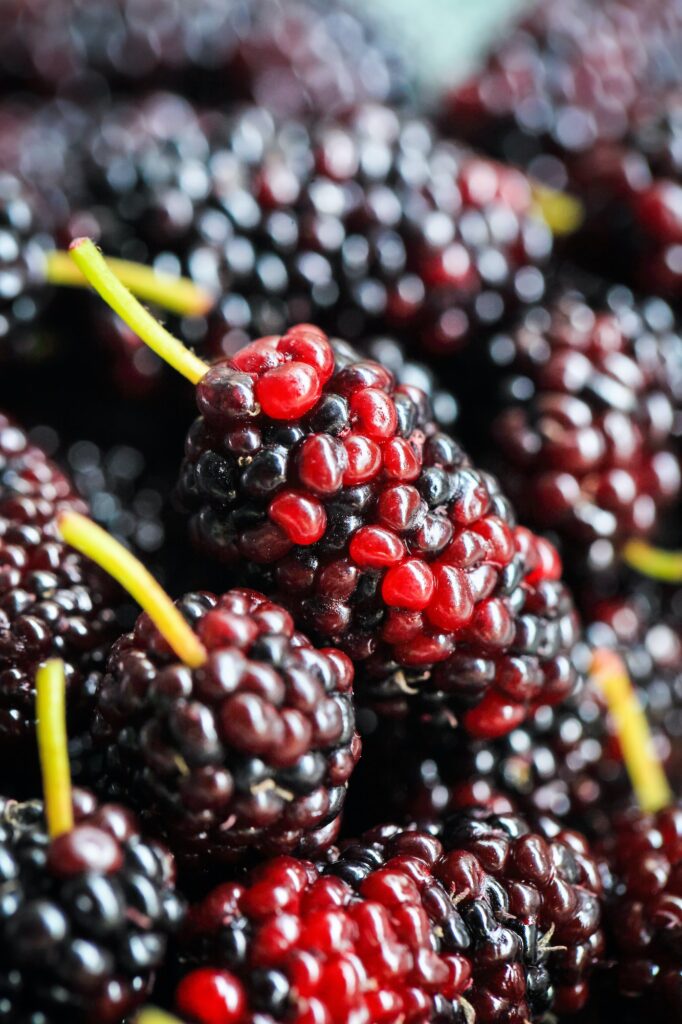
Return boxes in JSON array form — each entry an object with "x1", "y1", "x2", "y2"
[
  {"x1": 58, "y1": 511, "x2": 207, "y2": 668},
  {"x1": 68, "y1": 238, "x2": 210, "y2": 384}
]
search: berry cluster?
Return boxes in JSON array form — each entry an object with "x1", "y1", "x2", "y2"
[
  {"x1": 601, "y1": 802, "x2": 682, "y2": 1014},
  {"x1": 179, "y1": 327, "x2": 581, "y2": 738},
  {"x1": 84, "y1": 96, "x2": 552, "y2": 364},
  {"x1": 348, "y1": 675, "x2": 636, "y2": 843},
  {"x1": 93, "y1": 588, "x2": 359, "y2": 865},
  {"x1": 486, "y1": 287, "x2": 682, "y2": 576},
  {"x1": 175, "y1": 808, "x2": 604, "y2": 1023},
  {"x1": 0, "y1": 788, "x2": 184, "y2": 1023},
  {"x1": 351, "y1": 591, "x2": 682, "y2": 840},
  {"x1": 0, "y1": 0, "x2": 408, "y2": 116},
  {"x1": 572, "y1": 88, "x2": 682, "y2": 297},
  {"x1": 445, "y1": 0, "x2": 682, "y2": 185},
  {"x1": 0, "y1": 416, "x2": 115, "y2": 746}
]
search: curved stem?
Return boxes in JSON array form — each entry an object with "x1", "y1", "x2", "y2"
[
  {"x1": 36, "y1": 659, "x2": 74, "y2": 838},
  {"x1": 45, "y1": 250, "x2": 214, "y2": 317},
  {"x1": 591, "y1": 647, "x2": 672, "y2": 813},
  {"x1": 68, "y1": 239, "x2": 210, "y2": 385},
  {"x1": 622, "y1": 538, "x2": 682, "y2": 583},
  {"x1": 58, "y1": 511, "x2": 207, "y2": 669}
]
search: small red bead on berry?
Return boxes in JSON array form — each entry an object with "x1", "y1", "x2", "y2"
[
  {"x1": 381, "y1": 558, "x2": 435, "y2": 610},
  {"x1": 297, "y1": 435, "x2": 346, "y2": 495},
  {"x1": 256, "y1": 362, "x2": 322, "y2": 419},
  {"x1": 349, "y1": 526, "x2": 405, "y2": 567},
  {"x1": 176, "y1": 968, "x2": 247, "y2": 1024},
  {"x1": 278, "y1": 326, "x2": 335, "y2": 384},
  {"x1": 231, "y1": 336, "x2": 284, "y2": 375},
  {"x1": 349, "y1": 388, "x2": 397, "y2": 440},
  {"x1": 342, "y1": 435, "x2": 382, "y2": 484},
  {"x1": 269, "y1": 490, "x2": 327, "y2": 545}
]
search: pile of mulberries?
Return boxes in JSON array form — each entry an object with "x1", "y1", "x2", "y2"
[
  {"x1": 485, "y1": 286, "x2": 682, "y2": 577},
  {"x1": 0, "y1": 0, "x2": 409, "y2": 115},
  {"x1": 178, "y1": 327, "x2": 581, "y2": 739},
  {"x1": 82, "y1": 95, "x2": 552, "y2": 365}
]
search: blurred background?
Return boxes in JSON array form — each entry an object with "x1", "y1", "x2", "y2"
[{"x1": 351, "y1": 0, "x2": 532, "y2": 91}]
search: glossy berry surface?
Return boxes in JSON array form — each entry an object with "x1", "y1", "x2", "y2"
[
  {"x1": 93, "y1": 588, "x2": 359, "y2": 865},
  {"x1": 572, "y1": 87, "x2": 682, "y2": 297},
  {"x1": 180, "y1": 327, "x2": 581, "y2": 739},
  {"x1": 350, "y1": 662, "x2": 650, "y2": 845},
  {"x1": 445, "y1": 0, "x2": 682, "y2": 187},
  {"x1": 0, "y1": 415, "x2": 115, "y2": 747},
  {"x1": 601, "y1": 803, "x2": 682, "y2": 1014},
  {"x1": 84, "y1": 95, "x2": 552, "y2": 364},
  {"x1": 488, "y1": 287, "x2": 682, "y2": 576},
  {"x1": 0, "y1": 0, "x2": 408, "y2": 115},
  {"x1": 175, "y1": 847, "x2": 471, "y2": 1024},
  {"x1": 0, "y1": 789, "x2": 183, "y2": 1023},
  {"x1": 174, "y1": 809, "x2": 604, "y2": 1023},
  {"x1": 332, "y1": 812, "x2": 605, "y2": 1020}
]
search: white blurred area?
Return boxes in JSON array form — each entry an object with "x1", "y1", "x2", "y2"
[{"x1": 349, "y1": 0, "x2": 533, "y2": 92}]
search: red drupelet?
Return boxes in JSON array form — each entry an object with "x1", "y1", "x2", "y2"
[
  {"x1": 178, "y1": 328, "x2": 582, "y2": 739},
  {"x1": 173, "y1": 808, "x2": 605, "y2": 1023},
  {"x1": 92, "y1": 588, "x2": 360, "y2": 865}
]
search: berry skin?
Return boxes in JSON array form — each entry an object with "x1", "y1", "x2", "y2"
[
  {"x1": 0, "y1": 789, "x2": 184, "y2": 1023},
  {"x1": 84, "y1": 95, "x2": 552, "y2": 364},
  {"x1": 180, "y1": 329, "x2": 581, "y2": 739},
  {"x1": 0, "y1": 0, "x2": 409, "y2": 115},
  {"x1": 445, "y1": 0, "x2": 682, "y2": 183},
  {"x1": 486, "y1": 287, "x2": 682, "y2": 576},
  {"x1": 174, "y1": 809, "x2": 604, "y2": 1023},
  {"x1": 0, "y1": 416, "x2": 115, "y2": 750},
  {"x1": 348, "y1": 675, "x2": 638, "y2": 846},
  {"x1": 92, "y1": 588, "x2": 360, "y2": 865},
  {"x1": 572, "y1": 88, "x2": 682, "y2": 297},
  {"x1": 600, "y1": 803, "x2": 682, "y2": 1014}
]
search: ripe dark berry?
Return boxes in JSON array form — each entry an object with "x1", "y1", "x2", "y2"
[
  {"x1": 600, "y1": 802, "x2": 682, "y2": 1014},
  {"x1": 84, "y1": 96, "x2": 552, "y2": 365},
  {"x1": 0, "y1": 0, "x2": 409, "y2": 114},
  {"x1": 445, "y1": 0, "x2": 682, "y2": 186},
  {"x1": 0, "y1": 790, "x2": 183, "y2": 1022},
  {"x1": 174, "y1": 809, "x2": 604, "y2": 1022},
  {"x1": 0, "y1": 416, "x2": 115, "y2": 749},
  {"x1": 486, "y1": 287, "x2": 682, "y2": 576},
  {"x1": 180, "y1": 329, "x2": 581, "y2": 739},
  {"x1": 572, "y1": 88, "x2": 682, "y2": 297},
  {"x1": 92, "y1": 588, "x2": 359, "y2": 865}
]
